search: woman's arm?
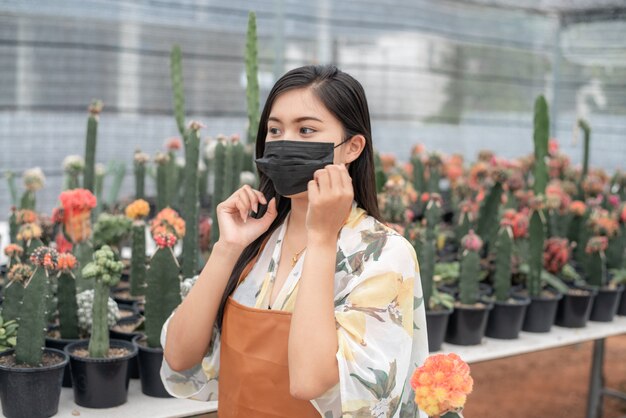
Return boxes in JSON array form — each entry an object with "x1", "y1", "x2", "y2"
[
  {"x1": 288, "y1": 235, "x2": 340, "y2": 400},
  {"x1": 163, "y1": 241, "x2": 242, "y2": 372}
]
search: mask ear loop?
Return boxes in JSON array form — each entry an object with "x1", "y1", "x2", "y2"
[{"x1": 333, "y1": 137, "x2": 352, "y2": 149}]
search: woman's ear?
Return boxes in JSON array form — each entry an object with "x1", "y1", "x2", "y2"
[{"x1": 344, "y1": 135, "x2": 366, "y2": 164}]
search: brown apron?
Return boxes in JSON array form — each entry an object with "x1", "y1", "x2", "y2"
[{"x1": 218, "y1": 242, "x2": 321, "y2": 417}]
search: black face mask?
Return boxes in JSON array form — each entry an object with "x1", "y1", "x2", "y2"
[{"x1": 255, "y1": 139, "x2": 349, "y2": 197}]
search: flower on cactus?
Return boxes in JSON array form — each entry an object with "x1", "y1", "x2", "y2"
[
  {"x1": 411, "y1": 143, "x2": 426, "y2": 156},
  {"x1": 17, "y1": 223, "x2": 42, "y2": 241},
  {"x1": 29, "y1": 246, "x2": 59, "y2": 272},
  {"x1": 621, "y1": 203, "x2": 626, "y2": 224},
  {"x1": 154, "y1": 152, "x2": 170, "y2": 165},
  {"x1": 22, "y1": 167, "x2": 45, "y2": 192},
  {"x1": 501, "y1": 209, "x2": 529, "y2": 239},
  {"x1": 468, "y1": 162, "x2": 489, "y2": 189},
  {"x1": 459, "y1": 200, "x2": 479, "y2": 219},
  {"x1": 54, "y1": 231, "x2": 73, "y2": 253},
  {"x1": 95, "y1": 163, "x2": 106, "y2": 176},
  {"x1": 165, "y1": 137, "x2": 182, "y2": 150},
  {"x1": 62, "y1": 155, "x2": 85, "y2": 173},
  {"x1": 187, "y1": 120, "x2": 206, "y2": 131},
  {"x1": 88, "y1": 99, "x2": 103, "y2": 115},
  {"x1": 548, "y1": 138, "x2": 559, "y2": 156},
  {"x1": 16, "y1": 209, "x2": 37, "y2": 225},
  {"x1": 4, "y1": 244, "x2": 24, "y2": 259},
  {"x1": 150, "y1": 207, "x2": 186, "y2": 239},
  {"x1": 125, "y1": 199, "x2": 150, "y2": 220},
  {"x1": 589, "y1": 209, "x2": 619, "y2": 238},
  {"x1": 7, "y1": 263, "x2": 32, "y2": 284},
  {"x1": 59, "y1": 188, "x2": 97, "y2": 243},
  {"x1": 379, "y1": 153, "x2": 397, "y2": 173},
  {"x1": 57, "y1": 252, "x2": 78, "y2": 273},
  {"x1": 585, "y1": 236, "x2": 608, "y2": 254},
  {"x1": 607, "y1": 194, "x2": 620, "y2": 209},
  {"x1": 569, "y1": 200, "x2": 587, "y2": 217},
  {"x1": 444, "y1": 162, "x2": 464, "y2": 184},
  {"x1": 133, "y1": 150, "x2": 150, "y2": 164},
  {"x1": 546, "y1": 181, "x2": 571, "y2": 212},
  {"x1": 461, "y1": 230, "x2": 483, "y2": 252},
  {"x1": 543, "y1": 238, "x2": 571, "y2": 274},
  {"x1": 154, "y1": 232, "x2": 178, "y2": 249},
  {"x1": 410, "y1": 353, "x2": 473, "y2": 417}
]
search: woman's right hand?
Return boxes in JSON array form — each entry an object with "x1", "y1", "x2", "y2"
[{"x1": 215, "y1": 185, "x2": 278, "y2": 250}]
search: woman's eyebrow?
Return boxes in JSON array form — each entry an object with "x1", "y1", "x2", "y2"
[{"x1": 267, "y1": 116, "x2": 323, "y2": 123}]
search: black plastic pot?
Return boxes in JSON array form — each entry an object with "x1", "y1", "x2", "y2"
[
  {"x1": 425, "y1": 308, "x2": 453, "y2": 352},
  {"x1": 555, "y1": 287, "x2": 597, "y2": 328},
  {"x1": 64, "y1": 339, "x2": 137, "y2": 408},
  {"x1": 522, "y1": 292, "x2": 563, "y2": 333},
  {"x1": 485, "y1": 296, "x2": 530, "y2": 339},
  {"x1": 110, "y1": 317, "x2": 143, "y2": 379},
  {"x1": 132, "y1": 335, "x2": 172, "y2": 398},
  {"x1": 589, "y1": 285, "x2": 624, "y2": 322},
  {"x1": 445, "y1": 302, "x2": 493, "y2": 346},
  {"x1": 45, "y1": 330, "x2": 80, "y2": 388},
  {"x1": 618, "y1": 286, "x2": 626, "y2": 316},
  {"x1": 0, "y1": 348, "x2": 68, "y2": 418}
]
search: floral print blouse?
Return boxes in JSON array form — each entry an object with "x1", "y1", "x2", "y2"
[{"x1": 160, "y1": 202, "x2": 429, "y2": 418}]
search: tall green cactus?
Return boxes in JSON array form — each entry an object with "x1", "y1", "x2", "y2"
[
  {"x1": 459, "y1": 230, "x2": 483, "y2": 305},
  {"x1": 455, "y1": 211, "x2": 472, "y2": 246},
  {"x1": 15, "y1": 248, "x2": 56, "y2": 366},
  {"x1": 134, "y1": 150, "x2": 149, "y2": 200},
  {"x1": 82, "y1": 245, "x2": 123, "y2": 358},
  {"x1": 246, "y1": 12, "x2": 260, "y2": 144},
  {"x1": 586, "y1": 247, "x2": 606, "y2": 288},
  {"x1": 57, "y1": 255, "x2": 79, "y2": 340},
  {"x1": 528, "y1": 209, "x2": 546, "y2": 297},
  {"x1": 145, "y1": 239, "x2": 182, "y2": 348},
  {"x1": 578, "y1": 119, "x2": 591, "y2": 199},
  {"x1": 181, "y1": 124, "x2": 202, "y2": 278},
  {"x1": 155, "y1": 153, "x2": 169, "y2": 212},
  {"x1": 171, "y1": 45, "x2": 185, "y2": 137},
  {"x1": 533, "y1": 95, "x2": 549, "y2": 196},
  {"x1": 130, "y1": 222, "x2": 147, "y2": 297},
  {"x1": 420, "y1": 200, "x2": 440, "y2": 309},
  {"x1": 373, "y1": 151, "x2": 387, "y2": 194},
  {"x1": 477, "y1": 180, "x2": 503, "y2": 249},
  {"x1": 93, "y1": 163, "x2": 106, "y2": 219},
  {"x1": 411, "y1": 155, "x2": 425, "y2": 193},
  {"x1": 8, "y1": 206, "x2": 18, "y2": 243},
  {"x1": 494, "y1": 226, "x2": 514, "y2": 302},
  {"x1": 83, "y1": 100, "x2": 102, "y2": 193},
  {"x1": 5, "y1": 171, "x2": 18, "y2": 207}
]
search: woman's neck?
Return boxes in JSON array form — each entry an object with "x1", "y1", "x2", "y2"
[{"x1": 286, "y1": 197, "x2": 309, "y2": 241}]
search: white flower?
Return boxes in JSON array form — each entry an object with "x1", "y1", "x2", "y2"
[
  {"x1": 23, "y1": 167, "x2": 45, "y2": 191},
  {"x1": 134, "y1": 151, "x2": 150, "y2": 164},
  {"x1": 239, "y1": 171, "x2": 256, "y2": 187},
  {"x1": 176, "y1": 156, "x2": 185, "y2": 168},
  {"x1": 204, "y1": 139, "x2": 218, "y2": 161},
  {"x1": 63, "y1": 155, "x2": 85, "y2": 172},
  {"x1": 95, "y1": 163, "x2": 106, "y2": 176}
]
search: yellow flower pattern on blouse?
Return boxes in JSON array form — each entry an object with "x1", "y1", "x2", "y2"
[{"x1": 160, "y1": 202, "x2": 429, "y2": 417}]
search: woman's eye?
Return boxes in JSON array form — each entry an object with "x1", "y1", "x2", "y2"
[
  {"x1": 300, "y1": 127, "x2": 315, "y2": 135},
  {"x1": 268, "y1": 127, "x2": 281, "y2": 135}
]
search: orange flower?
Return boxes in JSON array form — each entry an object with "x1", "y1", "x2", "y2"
[
  {"x1": 17, "y1": 223, "x2": 42, "y2": 242},
  {"x1": 501, "y1": 209, "x2": 529, "y2": 239},
  {"x1": 29, "y1": 247, "x2": 59, "y2": 271},
  {"x1": 585, "y1": 236, "x2": 608, "y2": 254},
  {"x1": 4, "y1": 244, "x2": 24, "y2": 259},
  {"x1": 59, "y1": 189, "x2": 97, "y2": 243},
  {"x1": 57, "y1": 252, "x2": 78, "y2": 272},
  {"x1": 150, "y1": 208, "x2": 186, "y2": 239},
  {"x1": 7, "y1": 263, "x2": 33, "y2": 283},
  {"x1": 55, "y1": 232, "x2": 73, "y2": 253},
  {"x1": 411, "y1": 353, "x2": 473, "y2": 417},
  {"x1": 569, "y1": 201, "x2": 587, "y2": 217},
  {"x1": 16, "y1": 209, "x2": 37, "y2": 225},
  {"x1": 125, "y1": 199, "x2": 150, "y2": 220},
  {"x1": 166, "y1": 137, "x2": 182, "y2": 151},
  {"x1": 544, "y1": 238, "x2": 570, "y2": 274},
  {"x1": 589, "y1": 209, "x2": 619, "y2": 238}
]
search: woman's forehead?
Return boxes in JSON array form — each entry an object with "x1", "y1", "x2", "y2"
[{"x1": 269, "y1": 88, "x2": 330, "y2": 121}]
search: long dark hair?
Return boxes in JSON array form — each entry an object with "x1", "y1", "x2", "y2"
[{"x1": 216, "y1": 64, "x2": 381, "y2": 329}]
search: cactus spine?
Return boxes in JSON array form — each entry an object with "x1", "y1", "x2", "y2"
[
  {"x1": 532, "y1": 95, "x2": 549, "y2": 196},
  {"x1": 459, "y1": 230, "x2": 483, "y2": 305},
  {"x1": 528, "y1": 209, "x2": 546, "y2": 297},
  {"x1": 82, "y1": 245, "x2": 123, "y2": 358},
  {"x1": 145, "y1": 238, "x2": 181, "y2": 348},
  {"x1": 15, "y1": 247, "x2": 56, "y2": 366},
  {"x1": 182, "y1": 125, "x2": 202, "y2": 278},
  {"x1": 494, "y1": 226, "x2": 514, "y2": 302},
  {"x1": 83, "y1": 100, "x2": 102, "y2": 193},
  {"x1": 246, "y1": 12, "x2": 260, "y2": 144}
]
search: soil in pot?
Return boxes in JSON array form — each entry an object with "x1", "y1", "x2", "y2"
[
  {"x1": 0, "y1": 348, "x2": 68, "y2": 418},
  {"x1": 555, "y1": 287, "x2": 597, "y2": 328},
  {"x1": 485, "y1": 296, "x2": 530, "y2": 339},
  {"x1": 426, "y1": 307, "x2": 453, "y2": 352},
  {"x1": 445, "y1": 301, "x2": 493, "y2": 346},
  {"x1": 65, "y1": 339, "x2": 137, "y2": 408},
  {"x1": 589, "y1": 284, "x2": 624, "y2": 322},
  {"x1": 522, "y1": 290, "x2": 563, "y2": 333},
  {"x1": 132, "y1": 335, "x2": 172, "y2": 398}
]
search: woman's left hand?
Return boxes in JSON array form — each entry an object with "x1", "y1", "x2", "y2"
[{"x1": 306, "y1": 164, "x2": 354, "y2": 243}]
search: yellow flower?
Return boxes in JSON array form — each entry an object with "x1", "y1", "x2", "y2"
[
  {"x1": 125, "y1": 199, "x2": 150, "y2": 220},
  {"x1": 336, "y1": 310, "x2": 366, "y2": 362}
]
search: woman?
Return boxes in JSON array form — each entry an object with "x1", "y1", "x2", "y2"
[{"x1": 161, "y1": 64, "x2": 428, "y2": 418}]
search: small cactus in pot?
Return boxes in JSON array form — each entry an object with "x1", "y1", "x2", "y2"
[
  {"x1": 493, "y1": 224, "x2": 514, "y2": 302},
  {"x1": 81, "y1": 245, "x2": 124, "y2": 358},
  {"x1": 459, "y1": 230, "x2": 483, "y2": 306},
  {"x1": 133, "y1": 150, "x2": 150, "y2": 200}
]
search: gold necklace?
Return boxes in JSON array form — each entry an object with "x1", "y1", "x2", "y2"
[{"x1": 291, "y1": 246, "x2": 307, "y2": 267}]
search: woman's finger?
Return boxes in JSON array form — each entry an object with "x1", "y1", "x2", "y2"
[
  {"x1": 235, "y1": 196, "x2": 248, "y2": 223},
  {"x1": 237, "y1": 188, "x2": 252, "y2": 211},
  {"x1": 242, "y1": 185, "x2": 260, "y2": 213},
  {"x1": 253, "y1": 189, "x2": 268, "y2": 205},
  {"x1": 314, "y1": 168, "x2": 332, "y2": 191}
]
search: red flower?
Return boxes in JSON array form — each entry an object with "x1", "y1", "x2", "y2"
[
  {"x1": 55, "y1": 232, "x2": 73, "y2": 253},
  {"x1": 154, "y1": 232, "x2": 177, "y2": 249},
  {"x1": 166, "y1": 137, "x2": 182, "y2": 151}
]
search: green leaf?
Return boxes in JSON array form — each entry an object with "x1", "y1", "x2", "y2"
[{"x1": 350, "y1": 372, "x2": 385, "y2": 399}]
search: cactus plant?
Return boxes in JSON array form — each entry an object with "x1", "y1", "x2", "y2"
[
  {"x1": 81, "y1": 245, "x2": 123, "y2": 358},
  {"x1": 373, "y1": 151, "x2": 387, "y2": 194},
  {"x1": 17, "y1": 223, "x2": 44, "y2": 258},
  {"x1": 246, "y1": 11, "x2": 260, "y2": 144},
  {"x1": 543, "y1": 238, "x2": 571, "y2": 275},
  {"x1": 56, "y1": 253, "x2": 80, "y2": 339},
  {"x1": 20, "y1": 167, "x2": 45, "y2": 211},
  {"x1": 459, "y1": 230, "x2": 483, "y2": 305},
  {"x1": 14, "y1": 247, "x2": 58, "y2": 366},
  {"x1": 426, "y1": 153, "x2": 442, "y2": 193},
  {"x1": 585, "y1": 236, "x2": 608, "y2": 288},
  {"x1": 4, "y1": 244, "x2": 24, "y2": 268},
  {"x1": 578, "y1": 119, "x2": 591, "y2": 194},
  {"x1": 8, "y1": 206, "x2": 18, "y2": 244},
  {"x1": 181, "y1": 122, "x2": 203, "y2": 278},
  {"x1": 105, "y1": 160, "x2": 126, "y2": 208},
  {"x1": 155, "y1": 152, "x2": 170, "y2": 212},
  {"x1": 420, "y1": 198, "x2": 441, "y2": 309},
  {"x1": 476, "y1": 178, "x2": 504, "y2": 249},
  {"x1": 93, "y1": 163, "x2": 106, "y2": 219},
  {"x1": 62, "y1": 155, "x2": 85, "y2": 190},
  {"x1": 125, "y1": 199, "x2": 150, "y2": 297},
  {"x1": 133, "y1": 150, "x2": 149, "y2": 200},
  {"x1": 165, "y1": 138, "x2": 183, "y2": 209},
  {"x1": 493, "y1": 225, "x2": 514, "y2": 302},
  {"x1": 411, "y1": 154, "x2": 426, "y2": 193},
  {"x1": 92, "y1": 213, "x2": 132, "y2": 252},
  {"x1": 83, "y1": 100, "x2": 102, "y2": 193},
  {"x1": 532, "y1": 95, "x2": 549, "y2": 196},
  {"x1": 528, "y1": 207, "x2": 547, "y2": 297},
  {"x1": 1, "y1": 264, "x2": 32, "y2": 324},
  {"x1": 5, "y1": 171, "x2": 18, "y2": 207},
  {"x1": 145, "y1": 231, "x2": 182, "y2": 348}
]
